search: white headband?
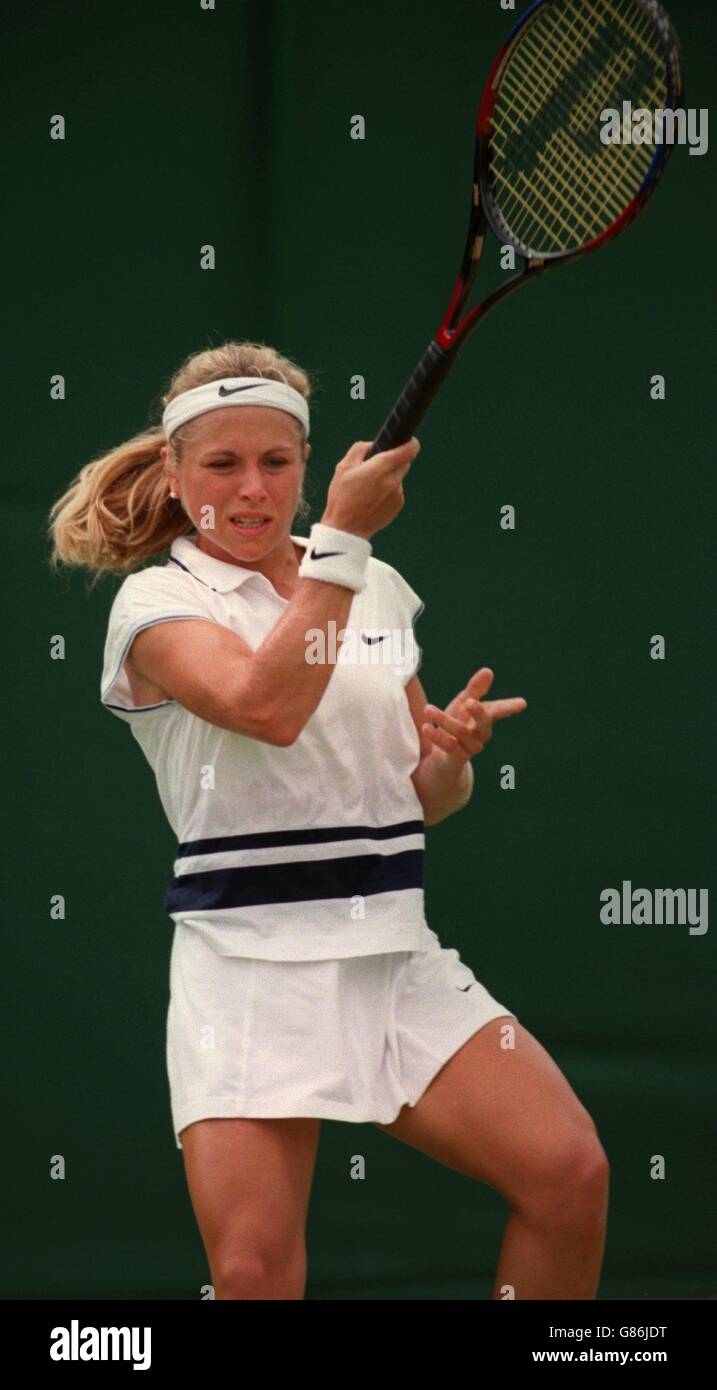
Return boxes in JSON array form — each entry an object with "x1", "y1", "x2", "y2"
[{"x1": 162, "y1": 377, "x2": 310, "y2": 441}]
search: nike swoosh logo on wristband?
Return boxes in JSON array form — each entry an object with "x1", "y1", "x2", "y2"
[
  {"x1": 217, "y1": 383, "x2": 271, "y2": 396},
  {"x1": 309, "y1": 548, "x2": 345, "y2": 560}
]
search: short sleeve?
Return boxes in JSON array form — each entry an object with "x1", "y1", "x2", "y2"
[
  {"x1": 384, "y1": 564, "x2": 425, "y2": 685},
  {"x1": 100, "y1": 566, "x2": 217, "y2": 720}
]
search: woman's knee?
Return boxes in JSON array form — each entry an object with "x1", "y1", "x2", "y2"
[
  {"x1": 512, "y1": 1119, "x2": 610, "y2": 1226},
  {"x1": 213, "y1": 1238, "x2": 307, "y2": 1300}
]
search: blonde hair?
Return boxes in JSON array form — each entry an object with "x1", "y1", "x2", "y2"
[{"x1": 47, "y1": 340, "x2": 317, "y2": 585}]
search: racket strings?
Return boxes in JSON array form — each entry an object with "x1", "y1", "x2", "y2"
[
  {"x1": 505, "y1": 20, "x2": 646, "y2": 139},
  {"x1": 503, "y1": 4, "x2": 657, "y2": 169},
  {"x1": 495, "y1": 87, "x2": 658, "y2": 244},
  {"x1": 519, "y1": 131, "x2": 653, "y2": 247},
  {"x1": 502, "y1": 0, "x2": 624, "y2": 138},
  {"x1": 500, "y1": 24, "x2": 655, "y2": 188},
  {"x1": 503, "y1": 0, "x2": 658, "y2": 152},
  {"x1": 499, "y1": 2, "x2": 596, "y2": 128},
  {"x1": 494, "y1": 19, "x2": 664, "y2": 246},
  {"x1": 510, "y1": 0, "x2": 609, "y2": 124},
  {"x1": 568, "y1": 49, "x2": 640, "y2": 134},
  {"x1": 491, "y1": 110, "x2": 653, "y2": 250},
  {"x1": 488, "y1": 0, "x2": 670, "y2": 255}
]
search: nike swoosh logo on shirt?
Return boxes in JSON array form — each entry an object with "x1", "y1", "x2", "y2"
[
  {"x1": 217, "y1": 383, "x2": 271, "y2": 396},
  {"x1": 456, "y1": 983, "x2": 475, "y2": 992},
  {"x1": 309, "y1": 548, "x2": 345, "y2": 560}
]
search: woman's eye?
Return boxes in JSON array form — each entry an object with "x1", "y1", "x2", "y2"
[{"x1": 205, "y1": 458, "x2": 290, "y2": 475}]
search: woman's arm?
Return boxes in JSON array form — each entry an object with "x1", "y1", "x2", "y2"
[
  {"x1": 406, "y1": 675, "x2": 475, "y2": 827},
  {"x1": 406, "y1": 670, "x2": 527, "y2": 828},
  {"x1": 128, "y1": 581, "x2": 355, "y2": 746},
  {"x1": 128, "y1": 436, "x2": 421, "y2": 745}
]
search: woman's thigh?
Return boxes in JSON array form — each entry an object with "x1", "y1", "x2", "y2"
[
  {"x1": 180, "y1": 1115, "x2": 321, "y2": 1275},
  {"x1": 373, "y1": 1019, "x2": 607, "y2": 1206}
]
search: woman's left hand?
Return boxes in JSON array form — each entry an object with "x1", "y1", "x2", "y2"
[{"x1": 421, "y1": 667, "x2": 527, "y2": 764}]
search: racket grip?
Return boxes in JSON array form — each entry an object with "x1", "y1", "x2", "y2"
[{"x1": 365, "y1": 339, "x2": 454, "y2": 458}]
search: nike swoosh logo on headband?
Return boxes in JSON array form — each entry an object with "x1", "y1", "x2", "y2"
[
  {"x1": 217, "y1": 383, "x2": 272, "y2": 396},
  {"x1": 309, "y1": 548, "x2": 345, "y2": 560},
  {"x1": 361, "y1": 633, "x2": 387, "y2": 644}
]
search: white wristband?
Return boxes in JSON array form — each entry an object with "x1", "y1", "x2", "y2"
[{"x1": 298, "y1": 523, "x2": 372, "y2": 592}]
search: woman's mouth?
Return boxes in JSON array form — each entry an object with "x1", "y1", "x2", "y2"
[{"x1": 228, "y1": 515, "x2": 272, "y2": 536}]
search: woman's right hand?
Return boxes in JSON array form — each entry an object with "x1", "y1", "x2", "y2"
[{"x1": 320, "y1": 436, "x2": 421, "y2": 540}]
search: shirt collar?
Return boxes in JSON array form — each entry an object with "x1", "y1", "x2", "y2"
[{"x1": 169, "y1": 533, "x2": 310, "y2": 594}]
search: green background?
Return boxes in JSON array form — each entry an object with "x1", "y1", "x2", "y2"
[{"x1": 5, "y1": 0, "x2": 714, "y2": 1298}]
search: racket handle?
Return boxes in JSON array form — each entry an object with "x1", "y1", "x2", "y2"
[{"x1": 365, "y1": 339, "x2": 455, "y2": 458}]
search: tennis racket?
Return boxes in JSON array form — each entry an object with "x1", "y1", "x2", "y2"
[{"x1": 366, "y1": 0, "x2": 684, "y2": 458}]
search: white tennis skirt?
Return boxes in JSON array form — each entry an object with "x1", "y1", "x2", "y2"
[{"x1": 166, "y1": 922, "x2": 519, "y2": 1150}]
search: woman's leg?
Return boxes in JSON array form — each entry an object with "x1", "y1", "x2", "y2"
[
  {"x1": 180, "y1": 1116, "x2": 321, "y2": 1300},
  {"x1": 374, "y1": 1019, "x2": 609, "y2": 1299}
]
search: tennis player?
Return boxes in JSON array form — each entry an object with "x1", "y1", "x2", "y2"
[{"x1": 48, "y1": 340, "x2": 609, "y2": 1300}]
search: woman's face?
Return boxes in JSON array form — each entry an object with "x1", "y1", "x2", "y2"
[{"x1": 162, "y1": 405, "x2": 309, "y2": 564}]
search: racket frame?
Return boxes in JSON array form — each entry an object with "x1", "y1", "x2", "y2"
[
  {"x1": 477, "y1": 0, "x2": 685, "y2": 272},
  {"x1": 367, "y1": 0, "x2": 684, "y2": 457}
]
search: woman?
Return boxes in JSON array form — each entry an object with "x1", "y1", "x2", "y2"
[{"x1": 48, "y1": 339, "x2": 609, "y2": 1300}]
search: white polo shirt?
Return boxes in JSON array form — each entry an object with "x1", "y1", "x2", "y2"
[{"x1": 100, "y1": 532, "x2": 434, "y2": 960}]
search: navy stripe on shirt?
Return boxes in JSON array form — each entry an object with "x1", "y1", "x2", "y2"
[
  {"x1": 165, "y1": 847, "x2": 424, "y2": 914},
  {"x1": 175, "y1": 819, "x2": 425, "y2": 859}
]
